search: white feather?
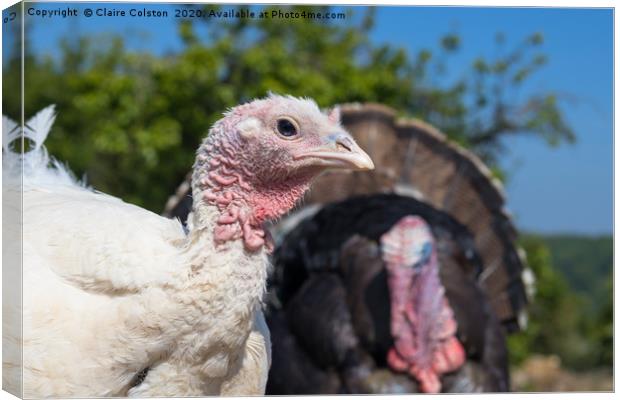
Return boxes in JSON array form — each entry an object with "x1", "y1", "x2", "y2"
[
  {"x1": 24, "y1": 105, "x2": 56, "y2": 152},
  {"x1": 3, "y1": 105, "x2": 84, "y2": 188},
  {"x1": 2, "y1": 113, "x2": 21, "y2": 178}
]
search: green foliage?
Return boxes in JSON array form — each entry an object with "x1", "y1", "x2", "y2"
[
  {"x1": 508, "y1": 234, "x2": 612, "y2": 371},
  {"x1": 592, "y1": 278, "x2": 613, "y2": 367},
  {"x1": 4, "y1": 5, "x2": 574, "y2": 212},
  {"x1": 543, "y1": 234, "x2": 614, "y2": 368},
  {"x1": 543, "y1": 235, "x2": 612, "y2": 305},
  {"x1": 466, "y1": 32, "x2": 575, "y2": 161}
]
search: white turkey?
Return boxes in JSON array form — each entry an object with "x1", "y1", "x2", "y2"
[
  {"x1": 163, "y1": 103, "x2": 530, "y2": 394},
  {"x1": 1, "y1": 95, "x2": 374, "y2": 398}
]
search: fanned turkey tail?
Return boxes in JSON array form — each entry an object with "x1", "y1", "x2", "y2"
[{"x1": 297, "y1": 103, "x2": 531, "y2": 332}]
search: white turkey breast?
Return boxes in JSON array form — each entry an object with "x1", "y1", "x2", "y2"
[{"x1": 18, "y1": 181, "x2": 271, "y2": 396}]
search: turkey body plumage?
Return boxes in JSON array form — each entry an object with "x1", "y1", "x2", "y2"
[
  {"x1": 14, "y1": 180, "x2": 272, "y2": 397},
  {"x1": 265, "y1": 194, "x2": 510, "y2": 394}
]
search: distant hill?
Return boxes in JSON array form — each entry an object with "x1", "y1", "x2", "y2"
[{"x1": 528, "y1": 233, "x2": 612, "y2": 310}]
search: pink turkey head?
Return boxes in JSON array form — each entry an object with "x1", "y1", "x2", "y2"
[
  {"x1": 193, "y1": 94, "x2": 374, "y2": 252},
  {"x1": 380, "y1": 215, "x2": 465, "y2": 393}
]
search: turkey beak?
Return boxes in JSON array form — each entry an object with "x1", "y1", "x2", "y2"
[{"x1": 295, "y1": 133, "x2": 375, "y2": 171}]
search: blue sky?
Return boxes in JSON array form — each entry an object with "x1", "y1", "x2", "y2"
[{"x1": 13, "y1": 3, "x2": 613, "y2": 235}]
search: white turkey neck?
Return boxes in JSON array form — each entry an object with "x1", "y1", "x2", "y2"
[
  {"x1": 181, "y1": 201, "x2": 270, "y2": 314},
  {"x1": 162, "y1": 137, "x2": 272, "y2": 352},
  {"x1": 162, "y1": 202, "x2": 269, "y2": 369}
]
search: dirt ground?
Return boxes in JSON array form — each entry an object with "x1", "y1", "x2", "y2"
[{"x1": 511, "y1": 354, "x2": 613, "y2": 392}]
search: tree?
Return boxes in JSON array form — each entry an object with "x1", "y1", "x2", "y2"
[
  {"x1": 4, "y1": 5, "x2": 574, "y2": 211},
  {"x1": 184, "y1": 5, "x2": 574, "y2": 163}
]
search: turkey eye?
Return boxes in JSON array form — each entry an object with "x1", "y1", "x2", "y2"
[{"x1": 276, "y1": 118, "x2": 298, "y2": 137}]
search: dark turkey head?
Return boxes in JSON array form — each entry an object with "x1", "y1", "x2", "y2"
[
  {"x1": 380, "y1": 215, "x2": 465, "y2": 393},
  {"x1": 191, "y1": 94, "x2": 374, "y2": 252}
]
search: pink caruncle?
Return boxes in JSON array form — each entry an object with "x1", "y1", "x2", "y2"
[{"x1": 380, "y1": 215, "x2": 466, "y2": 393}]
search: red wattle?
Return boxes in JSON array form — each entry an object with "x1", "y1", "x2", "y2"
[{"x1": 381, "y1": 216, "x2": 466, "y2": 393}]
